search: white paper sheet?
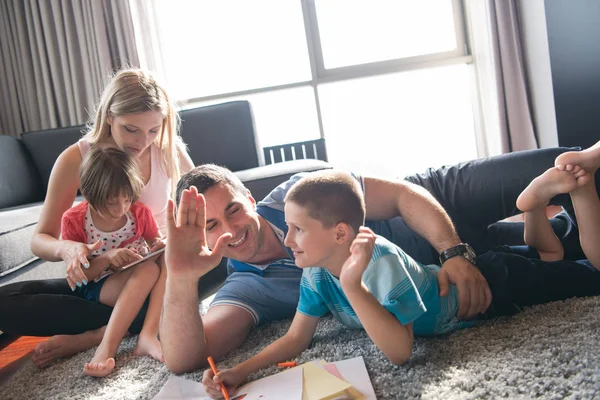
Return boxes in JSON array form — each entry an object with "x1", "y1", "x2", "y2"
[
  {"x1": 331, "y1": 356, "x2": 377, "y2": 400},
  {"x1": 153, "y1": 368, "x2": 302, "y2": 400}
]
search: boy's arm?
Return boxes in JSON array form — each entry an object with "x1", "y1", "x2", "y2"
[
  {"x1": 341, "y1": 228, "x2": 414, "y2": 365},
  {"x1": 344, "y1": 284, "x2": 414, "y2": 365},
  {"x1": 202, "y1": 312, "x2": 318, "y2": 397},
  {"x1": 362, "y1": 176, "x2": 491, "y2": 319},
  {"x1": 235, "y1": 312, "x2": 318, "y2": 376}
]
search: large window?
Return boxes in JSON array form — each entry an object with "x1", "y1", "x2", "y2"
[{"x1": 148, "y1": 0, "x2": 476, "y2": 177}]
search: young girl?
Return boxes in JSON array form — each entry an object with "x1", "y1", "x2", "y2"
[
  {"x1": 0, "y1": 68, "x2": 193, "y2": 368},
  {"x1": 63, "y1": 146, "x2": 164, "y2": 377}
]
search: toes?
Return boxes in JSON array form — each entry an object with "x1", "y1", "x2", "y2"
[{"x1": 83, "y1": 358, "x2": 116, "y2": 377}]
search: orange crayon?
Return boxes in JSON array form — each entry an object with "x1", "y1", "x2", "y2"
[
  {"x1": 207, "y1": 356, "x2": 231, "y2": 400},
  {"x1": 277, "y1": 361, "x2": 297, "y2": 368}
]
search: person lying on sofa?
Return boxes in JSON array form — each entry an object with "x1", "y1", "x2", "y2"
[
  {"x1": 0, "y1": 67, "x2": 194, "y2": 368},
  {"x1": 160, "y1": 147, "x2": 599, "y2": 374},
  {"x1": 201, "y1": 146, "x2": 600, "y2": 397}
]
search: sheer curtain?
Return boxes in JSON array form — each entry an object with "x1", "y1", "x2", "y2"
[
  {"x1": 0, "y1": 0, "x2": 139, "y2": 137},
  {"x1": 466, "y1": 0, "x2": 538, "y2": 157}
]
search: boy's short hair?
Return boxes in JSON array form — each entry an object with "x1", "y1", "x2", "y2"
[
  {"x1": 285, "y1": 170, "x2": 365, "y2": 233},
  {"x1": 80, "y1": 147, "x2": 144, "y2": 215},
  {"x1": 176, "y1": 164, "x2": 248, "y2": 206}
]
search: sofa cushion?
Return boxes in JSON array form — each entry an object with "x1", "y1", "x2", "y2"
[
  {"x1": 0, "y1": 136, "x2": 43, "y2": 209},
  {"x1": 21, "y1": 125, "x2": 86, "y2": 192},
  {"x1": 0, "y1": 202, "x2": 44, "y2": 276},
  {"x1": 180, "y1": 101, "x2": 263, "y2": 171},
  {"x1": 236, "y1": 159, "x2": 331, "y2": 202}
]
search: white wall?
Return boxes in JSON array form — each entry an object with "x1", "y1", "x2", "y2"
[{"x1": 517, "y1": 0, "x2": 559, "y2": 148}]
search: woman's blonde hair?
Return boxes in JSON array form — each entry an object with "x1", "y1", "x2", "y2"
[
  {"x1": 83, "y1": 67, "x2": 184, "y2": 197},
  {"x1": 80, "y1": 146, "x2": 145, "y2": 217}
]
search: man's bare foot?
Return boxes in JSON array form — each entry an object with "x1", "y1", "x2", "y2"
[
  {"x1": 133, "y1": 333, "x2": 164, "y2": 362},
  {"x1": 517, "y1": 167, "x2": 580, "y2": 212},
  {"x1": 32, "y1": 326, "x2": 106, "y2": 368},
  {"x1": 555, "y1": 141, "x2": 600, "y2": 174}
]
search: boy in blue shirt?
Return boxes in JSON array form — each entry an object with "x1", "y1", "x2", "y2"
[{"x1": 202, "y1": 142, "x2": 600, "y2": 397}]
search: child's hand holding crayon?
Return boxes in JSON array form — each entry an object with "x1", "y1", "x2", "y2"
[{"x1": 202, "y1": 360, "x2": 246, "y2": 399}]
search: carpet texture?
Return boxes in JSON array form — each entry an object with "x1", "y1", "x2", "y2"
[{"x1": 3, "y1": 296, "x2": 600, "y2": 400}]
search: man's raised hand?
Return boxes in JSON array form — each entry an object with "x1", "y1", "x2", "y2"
[{"x1": 165, "y1": 186, "x2": 232, "y2": 280}]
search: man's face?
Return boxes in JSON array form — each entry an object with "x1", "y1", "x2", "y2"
[
  {"x1": 203, "y1": 183, "x2": 263, "y2": 263},
  {"x1": 284, "y1": 201, "x2": 338, "y2": 269}
]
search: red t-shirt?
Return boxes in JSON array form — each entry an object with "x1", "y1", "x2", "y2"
[{"x1": 61, "y1": 201, "x2": 159, "y2": 247}]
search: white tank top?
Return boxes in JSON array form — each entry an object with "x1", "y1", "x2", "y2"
[{"x1": 77, "y1": 139, "x2": 171, "y2": 235}]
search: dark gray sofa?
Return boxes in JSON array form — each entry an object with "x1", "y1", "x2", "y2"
[{"x1": 0, "y1": 100, "x2": 330, "y2": 299}]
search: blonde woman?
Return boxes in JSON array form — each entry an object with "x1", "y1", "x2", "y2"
[{"x1": 0, "y1": 68, "x2": 194, "y2": 368}]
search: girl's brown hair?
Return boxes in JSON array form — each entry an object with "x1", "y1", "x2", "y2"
[{"x1": 80, "y1": 146, "x2": 145, "y2": 216}]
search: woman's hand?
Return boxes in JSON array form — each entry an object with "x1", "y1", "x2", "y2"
[
  {"x1": 202, "y1": 366, "x2": 246, "y2": 399},
  {"x1": 64, "y1": 240, "x2": 102, "y2": 290}
]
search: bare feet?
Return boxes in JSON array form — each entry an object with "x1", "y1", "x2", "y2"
[
  {"x1": 517, "y1": 167, "x2": 581, "y2": 212},
  {"x1": 83, "y1": 357, "x2": 116, "y2": 377},
  {"x1": 32, "y1": 326, "x2": 106, "y2": 368},
  {"x1": 555, "y1": 141, "x2": 600, "y2": 174},
  {"x1": 133, "y1": 333, "x2": 164, "y2": 362}
]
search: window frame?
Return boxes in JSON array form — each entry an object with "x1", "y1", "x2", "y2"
[{"x1": 179, "y1": 0, "x2": 473, "y2": 142}]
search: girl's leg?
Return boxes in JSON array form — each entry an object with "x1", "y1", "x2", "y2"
[
  {"x1": 516, "y1": 167, "x2": 582, "y2": 261},
  {"x1": 133, "y1": 254, "x2": 167, "y2": 361},
  {"x1": 522, "y1": 208, "x2": 563, "y2": 261},
  {"x1": 556, "y1": 142, "x2": 600, "y2": 269},
  {"x1": 84, "y1": 261, "x2": 159, "y2": 377}
]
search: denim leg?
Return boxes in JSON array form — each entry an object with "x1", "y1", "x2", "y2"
[
  {"x1": 403, "y1": 147, "x2": 598, "y2": 254},
  {"x1": 476, "y1": 251, "x2": 600, "y2": 318}
]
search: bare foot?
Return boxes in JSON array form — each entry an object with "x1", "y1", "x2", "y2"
[
  {"x1": 32, "y1": 327, "x2": 106, "y2": 368},
  {"x1": 133, "y1": 333, "x2": 164, "y2": 362},
  {"x1": 83, "y1": 357, "x2": 116, "y2": 377},
  {"x1": 555, "y1": 141, "x2": 600, "y2": 174},
  {"x1": 517, "y1": 167, "x2": 580, "y2": 212}
]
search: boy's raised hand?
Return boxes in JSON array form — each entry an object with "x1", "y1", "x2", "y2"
[
  {"x1": 202, "y1": 367, "x2": 246, "y2": 399},
  {"x1": 165, "y1": 186, "x2": 232, "y2": 281},
  {"x1": 340, "y1": 227, "x2": 376, "y2": 290}
]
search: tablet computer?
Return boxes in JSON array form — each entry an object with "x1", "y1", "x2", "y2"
[{"x1": 94, "y1": 247, "x2": 165, "y2": 282}]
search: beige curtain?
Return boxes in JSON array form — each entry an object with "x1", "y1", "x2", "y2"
[
  {"x1": 0, "y1": 0, "x2": 139, "y2": 137},
  {"x1": 466, "y1": 0, "x2": 538, "y2": 156}
]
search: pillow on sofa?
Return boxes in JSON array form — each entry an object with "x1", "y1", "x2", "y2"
[
  {"x1": 0, "y1": 136, "x2": 43, "y2": 209},
  {"x1": 21, "y1": 125, "x2": 86, "y2": 193}
]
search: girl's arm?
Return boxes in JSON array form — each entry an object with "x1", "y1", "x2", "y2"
[
  {"x1": 202, "y1": 312, "x2": 319, "y2": 397},
  {"x1": 343, "y1": 283, "x2": 414, "y2": 365}
]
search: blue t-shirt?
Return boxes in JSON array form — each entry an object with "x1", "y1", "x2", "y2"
[{"x1": 297, "y1": 236, "x2": 475, "y2": 335}]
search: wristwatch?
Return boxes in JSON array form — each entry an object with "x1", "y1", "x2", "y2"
[{"x1": 439, "y1": 243, "x2": 477, "y2": 265}]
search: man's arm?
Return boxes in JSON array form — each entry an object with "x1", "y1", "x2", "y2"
[
  {"x1": 160, "y1": 187, "x2": 236, "y2": 373},
  {"x1": 363, "y1": 176, "x2": 491, "y2": 319}
]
